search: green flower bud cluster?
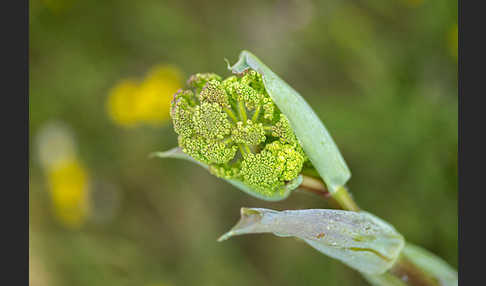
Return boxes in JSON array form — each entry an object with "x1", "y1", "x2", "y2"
[{"x1": 170, "y1": 70, "x2": 308, "y2": 196}]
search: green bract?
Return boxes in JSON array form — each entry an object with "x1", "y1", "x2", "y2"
[
  {"x1": 228, "y1": 50, "x2": 351, "y2": 194},
  {"x1": 169, "y1": 70, "x2": 308, "y2": 197}
]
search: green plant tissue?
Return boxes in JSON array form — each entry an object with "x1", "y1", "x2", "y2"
[
  {"x1": 218, "y1": 207, "x2": 405, "y2": 275},
  {"x1": 228, "y1": 50, "x2": 351, "y2": 194}
]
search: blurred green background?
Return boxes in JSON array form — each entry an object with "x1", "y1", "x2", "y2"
[{"x1": 29, "y1": 0, "x2": 457, "y2": 285}]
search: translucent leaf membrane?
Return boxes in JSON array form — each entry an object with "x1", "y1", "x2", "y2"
[
  {"x1": 218, "y1": 208, "x2": 405, "y2": 275},
  {"x1": 228, "y1": 50, "x2": 351, "y2": 194},
  {"x1": 150, "y1": 148, "x2": 302, "y2": 201}
]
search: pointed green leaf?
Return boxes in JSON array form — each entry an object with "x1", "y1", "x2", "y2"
[
  {"x1": 219, "y1": 208, "x2": 405, "y2": 275},
  {"x1": 151, "y1": 147, "x2": 302, "y2": 201},
  {"x1": 228, "y1": 50, "x2": 351, "y2": 194}
]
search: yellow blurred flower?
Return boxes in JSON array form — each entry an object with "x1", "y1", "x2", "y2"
[
  {"x1": 107, "y1": 65, "x2": 183, "y2": 128},
  {"x1": 448, "y1": 25, "x2": 458, "y2": 60},
  {"x1": 37, "y1": 122, "x2": 91, "y2": 229},
  {"x1": 47, "y1": 157, "x2": 90, "y2": 229},
  {"x1": 107, "y1": 79, "x2": 140, "y2": 127}
]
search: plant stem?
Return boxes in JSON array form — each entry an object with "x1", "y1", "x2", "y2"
[
  {"x1": 238, "y1": 144, "x2": 250, "y2": 157},
  {"x1": 224, "y1": 107, "x2": 239, "y2": 122},
  {"x1": 238, "y1": 101, "x2": 247, "y2": 122},
  {"x1": 333, "y1": 186, "x2": 360, "y2": 212},
  {"x1": 299, "y1": 175, "x2": 341, "y2": 209},
  {"x1": 388, "y1": 255, "x2": 440, "y2": 286},
  {"x1": 251, "y1": 105, "x2": 261, "y2": 121},
  {"x1": 299, "y1": 175, "x2": 360, "y2": 211}
]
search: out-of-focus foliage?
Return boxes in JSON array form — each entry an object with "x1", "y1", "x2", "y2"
[{"x1": 29, "y1": 0, "x2": 457, "y2": 285}]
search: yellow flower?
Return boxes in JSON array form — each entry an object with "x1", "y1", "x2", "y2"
[
  {"x1": 36, "y1": 122, "x2": 91, "y2": 229},
  {"x1": 46, "y1": 157, "x2": 90, "y2": 229},
  {"x1": 107, "y1": 65, "x2": 183, "y2": 127},
  {"x1": 107, "y1": 79, "x2": 140, "y2": 127}
]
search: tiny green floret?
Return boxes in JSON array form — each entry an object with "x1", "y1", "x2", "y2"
[
  {"x1": 231, "y1": 120, "x2": 266, "y2": 145},
  {"x1": 193, "y1": 102, "x2": 232, "y2": 140},
  {"x1": 170, "y1": 70, "x2": 310, "y2": 195},
  {"x1": 187, "y1": 73, "x2": 222, "y2": 92}
]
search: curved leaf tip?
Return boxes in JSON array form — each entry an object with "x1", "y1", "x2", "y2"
[{"x1": 219, "y1": 208, "x2": 405, "y2": 275}]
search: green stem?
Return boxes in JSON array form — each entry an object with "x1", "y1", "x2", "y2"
[
  {"x1": 332, "y1": 186, "x2": 360, "y2": 212},
  {"x1": 388, "y1": 255, "x2": 441, "y2": 286},
  {"x1": 238, "y1": 144, "x2": 252, "y2": 157},
  {"x1": 299, "y1": 175, "x2": 341, "y2": 209},
  {"x1": 238, "y1": 101, "x2": 247, "y2": 122},
  {"x1": 243, "y1": 144, "x2": 252, "y2": 155},
  {"x1": 300, "y1": 175, "x2": 360, "y2": 211},
  {"x1": 224, "y1": 107, "x2": 239, "y2": 122},
  {"x1": 251, "y1": 105, "x2": 261, "y2": 122}
]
